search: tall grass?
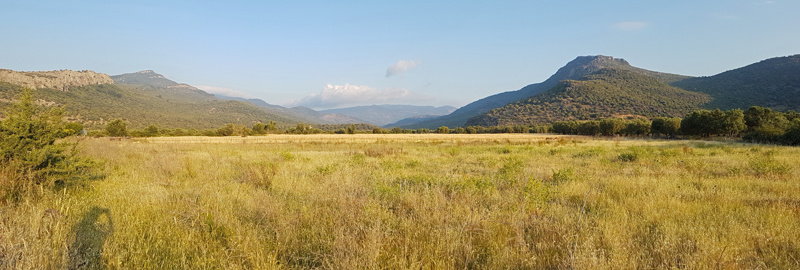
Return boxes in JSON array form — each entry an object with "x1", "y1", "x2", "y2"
[{"x1": 1, "y1": 134, "x2": 799, "y2": 268}]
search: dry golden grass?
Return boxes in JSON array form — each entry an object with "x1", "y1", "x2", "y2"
[{"x1": 2, "y1": 134, "x2": 799, "y2": 269}]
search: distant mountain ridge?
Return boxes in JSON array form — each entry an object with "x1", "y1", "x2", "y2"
[
  {"x1": 401, "y1": 55, "x2": 690, "y2": 129},
  {"x1": 671, "y1": 54, "x2": 800, "y2": 111},
  {"x1": 320, "y1": 105, "x2": 456, "y2": 126},
  {"x1": 0, "y1": 69, "x2": 113, "y2": 91},
  {"x1": 213, "y1": 94, "x2": 456, "y2": 126}
]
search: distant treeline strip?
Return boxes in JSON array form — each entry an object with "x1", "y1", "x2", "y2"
[{"x1": 81, "y1": 107, "x2": 800, "y2": 146}]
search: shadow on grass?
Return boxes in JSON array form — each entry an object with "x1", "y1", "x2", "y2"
[{"x1": 69, "y1": 207, "x2": 113, "y2": 269}]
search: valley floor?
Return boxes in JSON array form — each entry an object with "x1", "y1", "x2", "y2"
[{"x1": 2, "y1": 134, "x2": 799, "y2": 269}]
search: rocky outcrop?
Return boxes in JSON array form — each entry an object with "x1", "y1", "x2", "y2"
[{"x1": 0, "y1": 69, "x2": 113, "y2": 91}]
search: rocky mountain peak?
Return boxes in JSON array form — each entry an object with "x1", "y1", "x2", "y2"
[{"x1": 0, "y1": 69, "x2": 113, "y2": 91}]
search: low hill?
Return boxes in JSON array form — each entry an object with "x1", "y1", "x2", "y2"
[
  {"x1": 319, "y1": 105, "x2": 456, "y2": 126},
  {"x1": 466, "y1": 68, "x2": 710, "y2": 126},
  {"x1": 402, "y1": 55, "x2": 690, "y2": 129},
  {"x1": 671, "y1": 54, "x2": 800, "y2": 111}
]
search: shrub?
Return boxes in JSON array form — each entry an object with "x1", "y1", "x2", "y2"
[
  {"x1": 618, "y1": 153, "x2": 638, "y2": 162},
  {"x1": 743, "y1": 126, "x2": 785, "y2": 144},
  {"x1": 252, "y1": 122, "x2": 267, "y2": 135},
  {"x1": 749, "y1": 155, "x2": 792, "y2": 177},
  {"x1": 551, "y1": 167, "x2": 576, "y2": 184},
  {"x1": 0, "y1": 89, "x2": 95, "y2": 202},
  {"x1": 64, "y1": 122, "x2": 84, "y2": 136},
  {"x1": 106, "y1": 119, "x2": 128, "y2": 137},
  {"x1": 144, "y1": 124, "x2": 159, "y2": 137}
]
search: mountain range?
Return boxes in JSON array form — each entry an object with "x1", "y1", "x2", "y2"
[
  {"x1": 401, "y1": 54, "x2": 800, "y2": 128},
  {"x1": 2, "y1": 54, "x2": 798, "y2": 130}
]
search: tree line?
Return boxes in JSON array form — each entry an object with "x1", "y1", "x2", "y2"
[{"x1": 545, "y1": 107, "x2": 800, "y2": 146}]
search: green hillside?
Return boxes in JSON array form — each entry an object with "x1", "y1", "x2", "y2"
[
  {"x1": 402, "y1": 55, "x2": 690, "y2": 129},
  {"x1": 671, "y1": 54, "x2": 800, "y2": 111},
  {"x1": 466, "y1": 68, "x2": 710, "y2": 126},
  {"x1": 0, "y1": 81, "x2": 311, "y2": 130}
]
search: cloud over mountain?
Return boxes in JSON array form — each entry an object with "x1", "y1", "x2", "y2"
[
  {"x1": 386, "y1": 60, "x2": 421, "y2": 77},
  {"x1": 195, "y1": 85, "x2": 251, "y2": 98},
  {"x1": 287, "y1": 84, "x2": 432, "y2": 109}
]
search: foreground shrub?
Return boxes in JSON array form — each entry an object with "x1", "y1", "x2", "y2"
[{"x1": 0, "y1": 89, "x2": 95, "y2": 202}]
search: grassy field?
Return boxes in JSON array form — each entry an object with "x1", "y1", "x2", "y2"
[{"x1": 1, "y1": 134, "x2": 799, "y2": 269}]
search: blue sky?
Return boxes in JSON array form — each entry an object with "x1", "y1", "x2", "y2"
[{"x1": 2, "y1": 0, "x2": 798, "y2": 109}]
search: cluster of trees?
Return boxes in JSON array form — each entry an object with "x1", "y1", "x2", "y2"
[
  {"x1": 551, "y1": 118, "x2": 654, "y2": 136},
  {"x1": 550, "y1": 109, "x2": 746, "y2": 137},
  {"x1": 546, "y1": 107, "x2": 800, "y2": 146},
  {"x1": 741, "y1": 106, "x2": 800, "y2": 145}
]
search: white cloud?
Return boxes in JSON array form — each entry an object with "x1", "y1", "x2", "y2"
[
  {"x1": 195, "y1": 85, "x2": 251, "y2": 98},
  {"x1": 286, "y1": 84, "x2": 433, "y2": 109},
  {"x1": 386, "y1": 60, "x2": 421, "y2": 77},
  {"x1": 613, "y1": 21, "x2": 649, "y2": 31}
]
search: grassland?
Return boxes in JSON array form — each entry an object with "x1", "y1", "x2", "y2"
[{"x1": 1, "y1": 134, "x2": 799, "y2": 269}]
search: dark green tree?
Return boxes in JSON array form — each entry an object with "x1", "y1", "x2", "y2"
[
  {"x1": 144, "y1": 124, "x2": 159, "y2": 137},
  {"x1": 599, "y1": 118, "x2": 626, "y2": 135},
  {"x1": 106, "y1": 119, "x2": 128, "y2": 137},
  {"x1": 436, "y1": 126, "x2": 450, "y2": 134},
  {"x1": 0, "y1": 89, "x2": 95, "y2": 202},
  {"x1": 651, "y1": 117, "x2": 681, "y2": 137},
  {"x1": 252, "y1": 122, "x2": 267, "y2": 135},
  {"x1": 577, "y1": 121, "x2": 601, "y2": 135},
  {"x1": 624, "y1": 119, "x2": 651, "y2": 136},
  {"x1": 782, "y1": 119, "x2": 800, "y2": 146}
]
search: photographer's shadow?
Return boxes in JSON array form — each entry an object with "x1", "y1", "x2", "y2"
[{"x1": 69, "y1": 207, "x2": 113, "y2": 269}]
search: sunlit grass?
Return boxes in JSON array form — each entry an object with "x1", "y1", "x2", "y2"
[{"x1": 2, "y1": 134, "x2": 799, "y2": 269}]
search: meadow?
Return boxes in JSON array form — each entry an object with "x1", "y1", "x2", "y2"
[{"x1": 1, "y1": 134, "x2": 799, "y2": 269}]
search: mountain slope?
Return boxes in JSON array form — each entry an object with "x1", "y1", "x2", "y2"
[
  {"x1": 466, "y1": 68, "x2": 710, "y2": 126},
  {"x1": 213, "y1": 94, "x2": 285, "y2": 110},
  {"x1": 319, "y1": 105, "x2": 456, "y2": 126},
  {"x1": 401, "y1": 55, "x2": 690, "y2": 129},
  {"x1": 383, "y1": 115, "x2": 443, "y2": 128},
  {"x1": 1, "y1": 70, "x2": 320, "y2": 129},
  {"x1": 671, "y1": 54, "x2": 800, "y2": 111}
]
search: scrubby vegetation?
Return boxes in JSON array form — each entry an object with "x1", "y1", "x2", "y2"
[
  {"x1": 671, "y1": 54, "x2": 800, "y2": 111},
  {"x1": 1, "y1": 134, "x2": 798, "y2": 268},
  {"x1": 467, "y1": 68, "x2": 711, "y2": 126}
]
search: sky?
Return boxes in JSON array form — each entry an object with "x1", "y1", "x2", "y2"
[{"x1": 2, "y1": 0, "x2": 799, "y2": 109}]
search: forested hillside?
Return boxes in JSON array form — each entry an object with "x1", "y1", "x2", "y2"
[
  {"x1": 671, "y1": 54, "x2": 800, "y2": 111},
  {"x1": 467, "y1": 68, "x2": 710, "y2": 126},
  {"x1": 0, "y1": 81, "x2": 309, "y2": 130},
  {"x1": 402, "y1": 55, "x2": 690, "y2": 129}
]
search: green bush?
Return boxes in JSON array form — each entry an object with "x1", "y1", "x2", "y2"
[
  {"x1": 0, "y1": 89, "x2": 96, "y2": 202},
  {"x1": 106, "y1": 119, "x2": 128, "y2": 137}
]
